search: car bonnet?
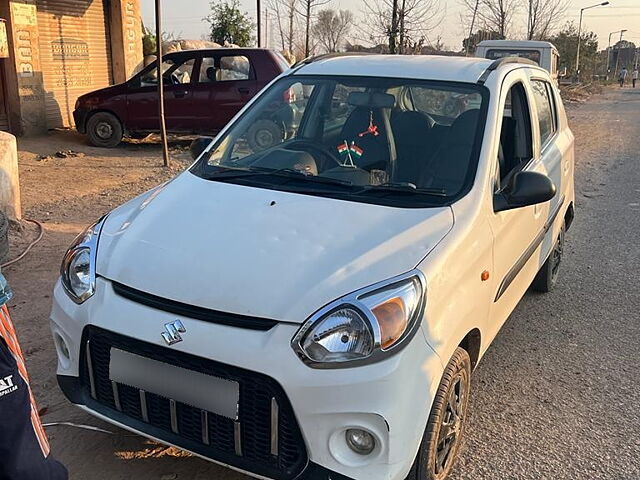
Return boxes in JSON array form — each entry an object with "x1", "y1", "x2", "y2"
[{"x1": 96, "y1": 172, "x2": 454, "y2": 324}]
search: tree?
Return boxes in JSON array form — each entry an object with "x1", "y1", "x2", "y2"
[
  {"x1": 526, "y1": 0, "x2": 568, "y2": 40},
  {"x1": 267, "y1": 0, "x2": 298, "y2": 53},
  {"x1": 362, "y1": 0, "x2": 443, "y2": 54},
  {"x1": 462, "y1": 29, "x2": 503, "y2": 54},
  {"x1": 205, "y1": 0, "x2": 254, "y2": 47},
  {"x1": 312, "y1": 9, "x2": 354, "y2": 53},
  {"x1": 460, "y1": 0, "x2": 520, "y2": 39},
  {"x1": 549, "y1": 22, "x2": 598, "y2": 77},
  {"x1": 297, "y1": 0, "x2": 331, "y2": 57}
]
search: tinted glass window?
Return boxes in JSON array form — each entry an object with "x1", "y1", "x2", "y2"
[
  {"x1": 199, "y1": 55, "x2": 251, "y2": 83},
  {"x1": 531, "y1": 80, "x2": 555, "y2": 146},
  {"x1": 194, "y1": 75, "x2": 488, "y2": 207},
  {"x1": 140, "y1": 57, "x2": 195, "y2": 86},
  {"x1": 486, "y1": 49, "x2": 541, "y2": 65}
]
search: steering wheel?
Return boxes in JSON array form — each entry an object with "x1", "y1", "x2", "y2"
[{"x1": 286, "y1": 140, "x2": 344, "y2": 170}]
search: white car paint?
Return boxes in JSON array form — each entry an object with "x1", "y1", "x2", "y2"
[
  {"x1": 97, "y1": 174, "x2": 454, "y2": 323},
  {"x1": 50, "y1": 54, "x2": 575, "y2": 480}
]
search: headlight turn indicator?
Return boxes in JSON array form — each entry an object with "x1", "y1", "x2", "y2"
[{"x1": 292, "y1": 272, "x2": 425, "y2": 368}]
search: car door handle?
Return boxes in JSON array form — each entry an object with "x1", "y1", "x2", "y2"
[
  {"x1": 237, "y1": 87, "x2": 251, "y2": 94},
  {"x1": 173, "y1": 90, "x2": 189, "y2": 98}
]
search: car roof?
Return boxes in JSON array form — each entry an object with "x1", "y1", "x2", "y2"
[
  {"x1": 477, "y1": 40, "x2": 557, "y2": 50},
  {"x1": 293, "y1": 54, "x2": 498, "y2": 84},
  {"x1": 167, "y1": 47, "x2": 268, "y2": 55}
]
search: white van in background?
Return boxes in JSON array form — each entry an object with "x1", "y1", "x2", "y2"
[{"x1": 476, "y1": 40, "x2": 560, "y2": 83}]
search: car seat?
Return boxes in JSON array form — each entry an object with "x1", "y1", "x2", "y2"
[
  {"x1": 391, "y1": 110, "x2": 433, "y2": 184},
  {"x1": 338, "y1": 107, "x2": 391, "y2": 171},
  {"x1": 420, "y1": 109, "x2": 480, "y2": 194}
]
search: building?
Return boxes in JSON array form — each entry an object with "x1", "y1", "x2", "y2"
[{"x1": 0, "y1": 0, "x2": 143, "y2": 135}]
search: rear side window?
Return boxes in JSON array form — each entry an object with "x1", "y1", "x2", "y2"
[
  {"x1": 199, "y1": 55, "x2": 252, "y2": 83},
  {"x1": 530, "y1": 80, "x2": 556, "y2": 146}
]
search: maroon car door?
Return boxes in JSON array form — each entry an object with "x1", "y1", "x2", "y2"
[
  {"x1": 126, "y1": 54, "x2": 197, "y2": 132},
  {"x1": 190, "y1": 53, "x2": 259, "y2": 134}
]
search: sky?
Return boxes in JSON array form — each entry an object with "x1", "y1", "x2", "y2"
[{"x1": 140, "y1": 0, "x2": 640, "y2": 52}]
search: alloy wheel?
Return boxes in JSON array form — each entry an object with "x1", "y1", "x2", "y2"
[{"x1": 434, "y1": 372, "x2": 467, "y2": 474}]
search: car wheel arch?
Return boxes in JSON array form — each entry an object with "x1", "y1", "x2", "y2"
[{"x1": 458, "y1": 328, "x2": 482, "y2": 370}]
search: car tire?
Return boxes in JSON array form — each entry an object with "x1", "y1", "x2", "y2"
[
  {"x1": 86, "y1": 112, "x2": 124, "y2": 148},
  {"x1": 406, "y1": 347, "x2": 471, "y2": 480},
  {"x1": 246, "y1": 119, "x2": 283, "y2": 152},
  {"x1": 532, "y1": 223, "x2": 565, "y2": 293}
]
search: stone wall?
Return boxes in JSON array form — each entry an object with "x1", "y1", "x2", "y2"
[{"x1": 0, "y1": 131, "x2": 21, "y2": 221}]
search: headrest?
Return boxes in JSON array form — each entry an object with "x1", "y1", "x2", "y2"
[{"x1": 449, "y1": 109, "x2": 480, "y2": 145}]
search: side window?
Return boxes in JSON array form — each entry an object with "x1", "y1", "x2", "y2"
[
  {"x1": 199, "y1": 55, "x2": 252, "y2": 83},
  {"x1": 531, "y1": 80, "x2": 556, "y2": 147},
  {"x1": 140, "y1": 57, "x2": 195, "y2": 86},
  {"x1": 497, "y1": 82, "x2": 534, "y2": 189}
]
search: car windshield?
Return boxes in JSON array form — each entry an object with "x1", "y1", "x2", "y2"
[{"x1": 193, "y1": 75, "x2": 488, "y2": 207}]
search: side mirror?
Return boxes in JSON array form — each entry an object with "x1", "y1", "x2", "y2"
[
  {"x1": 494, "y1": 171, "x2": 556, "y2": 212},
  {"x1": 189, "y1": 136, "x2": 214, "y2": 160}
]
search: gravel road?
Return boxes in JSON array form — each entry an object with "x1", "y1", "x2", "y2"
[
  {"x1": 450, "y1": 87, "x2": 640, "y2": 479},
  {"x1": 3, "y1": 88, "x2": 639, "y2": 480}
]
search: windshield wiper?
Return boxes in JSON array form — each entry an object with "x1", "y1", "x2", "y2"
[
  {"x1": 202, "y1": 167, "x2": 354, "y2": 187},
  {"x1": 357, "y1": 182, "x2": 448, "y2": 197}
]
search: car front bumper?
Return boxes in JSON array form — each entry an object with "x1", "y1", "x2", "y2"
[{"x1": 50, "y1": 277, "x2": 443, "y2": 480}]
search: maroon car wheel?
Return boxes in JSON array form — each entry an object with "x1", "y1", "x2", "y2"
[{"x1": 86, "y1": 112, "x2": 124, "y2": 148}]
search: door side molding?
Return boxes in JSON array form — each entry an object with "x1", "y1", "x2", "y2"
[{"x1": 494, "y1": 196, "x2": 565, "y2": 302}]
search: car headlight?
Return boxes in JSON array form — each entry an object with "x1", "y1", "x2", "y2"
[
  {"x1": 292, "y1": 271, "x2": 425, "y2": 368},
  {"x1": 60, "y1": 216, "x2": 107, "y2": 303}
]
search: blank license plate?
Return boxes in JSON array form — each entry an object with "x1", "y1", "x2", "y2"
[{"x1": 109, "y1": 348, "x2": 239, "y2": 420}]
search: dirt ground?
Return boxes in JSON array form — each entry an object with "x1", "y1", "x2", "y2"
[{"x1": 1, "y1": 88, "x2": 636, "y2": 480}]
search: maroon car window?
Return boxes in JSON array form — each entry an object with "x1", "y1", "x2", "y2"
[
  {"x1": 199, "y1": 55, "x2": 251, "y2": 83},
  {"x1": 140, "y1": 57, "x2": 196, "y2": 86}
]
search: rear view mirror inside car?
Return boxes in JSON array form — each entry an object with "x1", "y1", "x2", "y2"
[{"x1": 347, "y1": 91, "x2": 395, "y2": 109}]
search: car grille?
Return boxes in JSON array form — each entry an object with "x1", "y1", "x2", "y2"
[{"x1": 80, "y1": 326, "x2": 308, "y2": 480}]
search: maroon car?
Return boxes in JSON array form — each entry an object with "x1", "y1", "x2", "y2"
[{"x1": 74, "y1": 48, "x2": 289, "y2": 147}]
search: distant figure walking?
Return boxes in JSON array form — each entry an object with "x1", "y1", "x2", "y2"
[
  {"x1": 619, "y1": 67, "x2": 628, "y2": 87},
  {"x1": 633, "y1": 68, "x2": 639, "y2": 88}
]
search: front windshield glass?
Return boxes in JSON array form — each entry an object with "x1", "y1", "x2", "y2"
[{"x1": 193, "y1": 75, "x2": 488, "y2": 207}]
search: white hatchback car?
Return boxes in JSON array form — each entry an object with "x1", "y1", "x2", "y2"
[{"x1": 51, "y1": 54, "x2": 575, "y2": 480}]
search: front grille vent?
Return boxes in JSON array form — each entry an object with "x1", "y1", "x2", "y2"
[{"x1": 81, "y1": 326, "x2": 307, "y2": 480}]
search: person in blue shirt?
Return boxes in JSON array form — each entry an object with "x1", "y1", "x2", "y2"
[{"x1": 0, "y1": 268, "x2": 68, "y2": 480}]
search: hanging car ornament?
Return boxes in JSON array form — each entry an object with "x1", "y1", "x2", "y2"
[{"x1": 358, "y1": 110, "x2": 380, "y2": 137}]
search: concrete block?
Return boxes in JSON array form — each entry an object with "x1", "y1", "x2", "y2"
[{"x1": 0, "y1": 131, "x2": 21, "y2": 221}]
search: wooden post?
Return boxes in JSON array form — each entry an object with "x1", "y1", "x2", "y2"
[{"x1": 155, "y1": 0, "x2": 170, "y2": 167}]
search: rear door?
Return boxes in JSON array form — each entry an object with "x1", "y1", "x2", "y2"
[
  {"x1": 126, "y1": 53, "x2": 197, "y2": 132},
  {"x1": 190, "y1": 53, "x2": 259, "y2": 133}
]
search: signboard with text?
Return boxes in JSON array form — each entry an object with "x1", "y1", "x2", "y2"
[{"x1": 0, "y1": 20, "x2": 9, "y2": 59}]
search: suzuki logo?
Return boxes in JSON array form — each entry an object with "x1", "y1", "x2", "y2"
[{"x1": 162, "y1": 320, "x2": 186, "y2": 346}]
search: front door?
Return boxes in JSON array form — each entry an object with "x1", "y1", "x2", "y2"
[
  {"x1": 190, "y1": 53, "x2": 258, "y2": 133},
  {"x1": 487, "y1": 75, "x2": 547, "y2": 342},
  {"x1": 126, "y1": 54, "x2": 197, "y2": 133}
]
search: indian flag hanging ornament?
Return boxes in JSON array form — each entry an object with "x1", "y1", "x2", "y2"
[{"x1": 337, "y1": 140, "x2": 357, "y2": 167}]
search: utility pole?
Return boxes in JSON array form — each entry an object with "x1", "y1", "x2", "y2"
[
  {"x1": 614, "y1": 30, "x2": 626, "y2": 78},
  {"x1": 465, "y1": 0, "x2": 479, "y2": 57},
  {"x1": 155, "y1": 0, "x2": 169, "y2": 167},
  {"x1": 527, "y1": 0, "x2": 532, "y2": 40},
  {"x1": 576, "y1": 2, "x2": 609, "y2": 79},
  {"x1": 607, "y1": 30, "x2": 626, "y2": 81},
  {"x1": 257, "y1": 0, "x2": 262, "y2": 47}
]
